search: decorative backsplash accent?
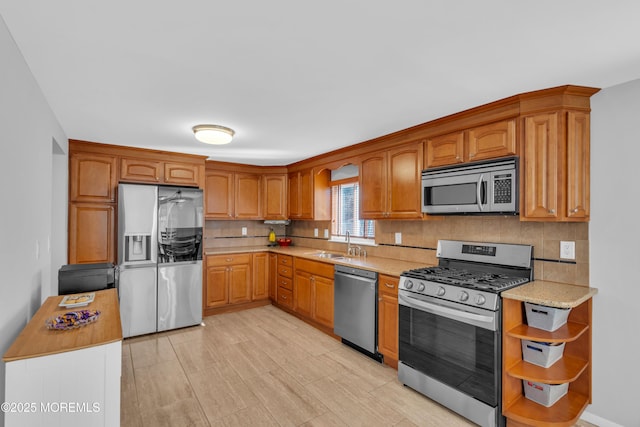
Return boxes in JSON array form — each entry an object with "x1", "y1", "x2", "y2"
[{"x1": 205, "y1": 216, "x2": 589, "y2": 286}]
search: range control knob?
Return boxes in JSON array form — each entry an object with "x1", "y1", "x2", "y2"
[
  {"x1": 437, "y1": 286, "x2": 446, "y2": 296},
  {"x1": 405, "y1": 280, "x2": 414, "y2": 289},
  {"x1": 476, "y1": 295, "x2": 486, "y2": 305},
  {"x1": 417, "y1": 283, "x2": 426, "y2": 292},
  {"x1": 459, "y1": 291, "x2": 469, "y2": 302}
]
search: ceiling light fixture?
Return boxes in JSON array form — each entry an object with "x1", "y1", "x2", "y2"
[{"x1": 192, "y1": 124, "x2": 235, "y2": 145}]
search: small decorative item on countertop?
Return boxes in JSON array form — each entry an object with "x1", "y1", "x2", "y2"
[
  {"x1": 58, "y1": 292, "x2": 95, "y2": 308},
  {"x1": 45, "y1": 310, "x2": 101, "y2": 330},
  {"x1": 277, "y1": 238, "x2": 292, "y2": 247},
  {"x1": 268, "y1": 228, "x2": 277, "y2": 246}
]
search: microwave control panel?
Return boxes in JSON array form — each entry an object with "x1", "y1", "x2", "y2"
[{"x1": 493, "y1": 173, "x2": 513, "y2": 204}]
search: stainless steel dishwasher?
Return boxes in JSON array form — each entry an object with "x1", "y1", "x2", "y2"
[{"x1": 334, "y1": 264, "x2": 382, "y2": 362}]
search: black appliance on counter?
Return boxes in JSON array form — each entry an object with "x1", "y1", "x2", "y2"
[{"x1": 58, "y1": 263, "x2": 115, "y2": 295}]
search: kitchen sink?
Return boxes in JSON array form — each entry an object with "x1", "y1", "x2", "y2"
[{"x1": 309, "y1": 251, "x2": 345, "y2": 259}]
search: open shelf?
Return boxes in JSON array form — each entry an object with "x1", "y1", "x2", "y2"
[
  {"x1": 507, "y1": 321, "x2": 588, "y2": 343},
  {"x1": 503, "y1": 391, "x2": 589, "y2": 427},
  {"x1": 502, "y1": 295, "x2": 593, "y2": 426},
  {"x1": 507, "y1": 355, "x2": 589, "y2": 383}
]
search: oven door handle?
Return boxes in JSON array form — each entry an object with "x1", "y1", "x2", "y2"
[{"x1": 399, "y1": 293, "x2": 496, "y2": 330}]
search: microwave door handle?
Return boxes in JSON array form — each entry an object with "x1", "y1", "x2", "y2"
[{"x1": 476, "y1": 174, "x2": 484, "y2": 211}]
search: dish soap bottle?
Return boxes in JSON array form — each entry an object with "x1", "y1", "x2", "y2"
[{"x1": 268, "y1": 228, "x2": 276, "y2": 246}]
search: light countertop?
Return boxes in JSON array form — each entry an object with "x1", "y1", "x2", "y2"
[
  {"x1": 501, "y1": 280, "x2": 598, "y2": 308},
  {"x1": 205, "y1": 245, "x2": 431, "y2": 277},
  {"x1": 3, "y1": 288, "x2": 122, "y2": 362}
]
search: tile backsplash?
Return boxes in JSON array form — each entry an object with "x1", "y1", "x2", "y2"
[{"x1": 205, "y1": 216, "x2": 589, "y2": 286}]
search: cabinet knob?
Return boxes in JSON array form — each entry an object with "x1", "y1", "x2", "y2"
[
  {"x1": 456, "y1": 156, "x2": 461, "y2": 160},
  {"x1": 281, "y1": 295, "x2": 287, "y2": 300},
  {"x1": 548, "y1": 209, "x2": 556, "y2": 214},
  {"x1": 226, "y1": 258, "x2": 233, "y2": 262},
  {"x1": 572, "y1": 208, "x2": 579, "y2": 213}
]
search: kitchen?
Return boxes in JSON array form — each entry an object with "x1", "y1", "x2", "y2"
[{"x1": 1, "y1": 3, "x2": 639, "y2": 427}]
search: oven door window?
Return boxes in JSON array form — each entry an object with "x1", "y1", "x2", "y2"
[{"x1": 399, "y1": 304, "x2": 499, "y2": 406}]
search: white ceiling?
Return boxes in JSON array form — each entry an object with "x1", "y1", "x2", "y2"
[{"x1": 1, "y1": 1, "x2": 639, "y2": 166}]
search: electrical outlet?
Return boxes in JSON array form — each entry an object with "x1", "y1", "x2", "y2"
[
  {"x1": 324, "y1": 229, "x2": 329, "y2": 239},
  {"x1": 241, "y1": 227, "x2": 247, "y2": 236},
  {"x1": 314, "y1": 228, "x2": 319, "y2": 237},
  {"x1": 560, "y1": 241, "x2": 575, "y2": 260},
  {"x1": 395, "y1": 232, "x2": 402, "y2": 245}
]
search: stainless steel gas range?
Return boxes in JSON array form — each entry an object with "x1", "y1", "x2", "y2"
[{"x1": 398, "y1": 240, "x2": 533, "y2": 427}]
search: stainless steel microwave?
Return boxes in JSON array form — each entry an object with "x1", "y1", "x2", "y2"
[{"x1": 422, "y1": 157, "x2": 518, "y2": 215}]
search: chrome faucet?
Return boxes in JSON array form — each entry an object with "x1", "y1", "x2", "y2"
[{"x1": 345, "y1": 230, "x2": 351, "y2": 255}]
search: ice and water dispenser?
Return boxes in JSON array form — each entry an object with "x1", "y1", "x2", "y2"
[{"x1": 123, "y1": 234, "x2": 152, "y2": 262}]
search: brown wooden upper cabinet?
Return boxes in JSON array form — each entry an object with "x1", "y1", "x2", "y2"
[
  {"x1": 359, "y1": 141, "x2": 423, "y2": 219},
  {"x1": 288, "y1": 168, "x2": 330, "y2": 220},
  {"x1": 205, "y1": 169, "x2": 262, "y2": 219},
  {"x1": 68, "y1": 203, "x2": 115, "y2": 264},
  {"x1": 521, "y1": 110, "x2": 591, "y2": 222},
  {"x1": 263, "y1": 174, "x2": 288, "y2": 220},
  {"x1": 425, "y1": 119, "x2": 517, "y2": 168},
  {"x1": 120, "y1": 157, "x2": 201, "y2": 187},
  {"x1": 70, "y1": 152, "x2": 118, "y2": 203}
]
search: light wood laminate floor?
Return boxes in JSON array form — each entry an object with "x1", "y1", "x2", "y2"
[{"x1": 121, "y1": 305, "x2": 596, "y2": 427}]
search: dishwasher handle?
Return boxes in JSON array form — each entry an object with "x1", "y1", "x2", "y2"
[{"x1": 335, "y1": 271, "x2": 377, "y2": 285}]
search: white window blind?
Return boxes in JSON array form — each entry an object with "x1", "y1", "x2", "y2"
[{"x1": 331, "y1": 182, "x2": 374, "y2": 239}]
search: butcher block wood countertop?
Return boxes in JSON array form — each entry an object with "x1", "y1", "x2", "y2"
[{"x1": 3, "y1": 288, "x2": 122, "y2": 362}]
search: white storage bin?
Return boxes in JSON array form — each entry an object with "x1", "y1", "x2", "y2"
[
  {"x1": 521, "y1": 340, "x2": 565, "y2": 367},
  {"x1": 525, "y1": 302, "x2": 571, "y2": 332},
  {"x1": 523, "y1": 380, "x2": 569, "y2": 407}
]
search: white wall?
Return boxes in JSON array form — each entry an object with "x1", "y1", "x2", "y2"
[
  {"x1": 0, "y1": 15, "x2": 67, "y2": 427},
  {"x1": 588, "y1": 79, "x2": 640, "y2": 427}
]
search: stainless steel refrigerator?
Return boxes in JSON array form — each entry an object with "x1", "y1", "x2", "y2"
[{"x1": 117, "y1": 183, "x2": 203, "y2": 338}]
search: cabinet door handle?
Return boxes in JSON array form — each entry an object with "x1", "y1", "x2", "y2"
[
  {"x1": 384, "y1": 283, "x2": 396, "y2": 289},
  {"x1": 226, "y1": 258, "x2": 233, "y2": 262},
  {"x1": 281, "y1": 295, "x2": 287, "y2": 300}
]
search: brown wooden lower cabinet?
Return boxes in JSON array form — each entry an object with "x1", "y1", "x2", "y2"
[
  {"x1": 276, "y1": 255, "x2": 294, "y2": 309},
  {"x1": 377, "y1": 274, "x2": 399, "y2": 367},
  {"x1": 252, "y1": 253, "x2": 269, "y2": 300},
  {"x1": 293, "y1": 270, "x2": 314, "y2": 318},
  {"x1": 68, "y1": 202, "x2": 115, "y2": 264},
  {"x1": 204, "y1": 252, "x2": 269, "y2": 315},
  {"x1": 279, "y1": 257, "x2": 334, "y2": 330},
  {"x1": 268, "y1": 253, "x2": 278, "y2": 300},
  {"x1": 313, "y1": 275, "x2": 334, "y2": 329}
]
